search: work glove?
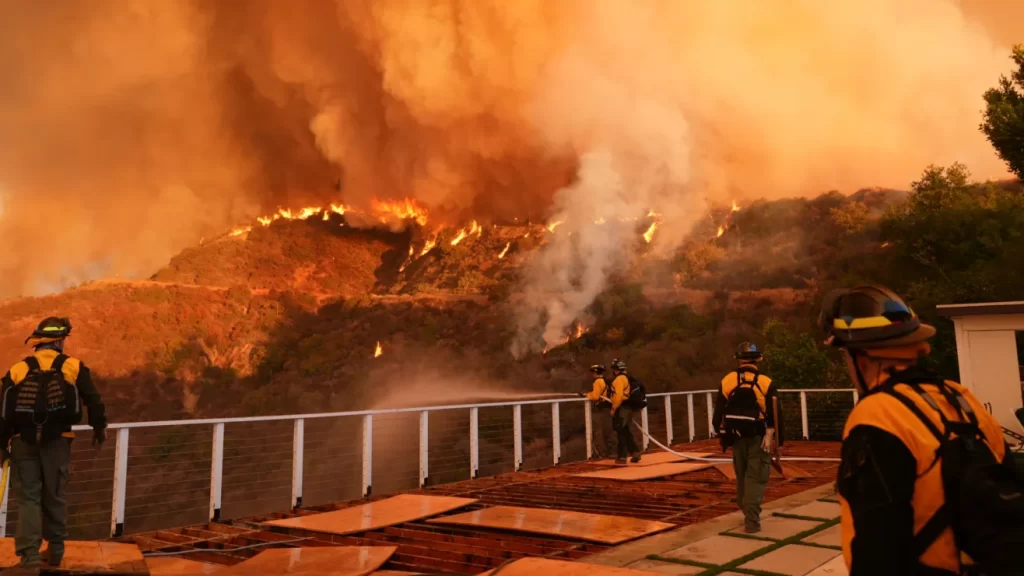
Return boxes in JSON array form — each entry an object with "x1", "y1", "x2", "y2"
[
  {"x1": 761, "y1": 428, "x2": 775, "y2": 453},
  {"x1": 92, "y1": 428, "x2": 106, "y2": 448}
]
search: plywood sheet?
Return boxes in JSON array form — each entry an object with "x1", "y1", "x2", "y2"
[
  {"x1": 592, "y1": 452, "x2": 713, "y2": 467},
  {"x1": 147, "y1": 557, "x2": 227, "y2": 575},
  {"x1": 263, "y1": 494, "x2": 477, "y2": 535},
  {"x1": 0, "y1": 539, "x2": 148, "y2": 574},
  {"x1": 478, "y1": 557, "x2": 667, "y2": 575},
  {"x1": 225, "y1": 546, "x2": 396, "y2": 576},
  {"x1": 714, "y1": 462, "x2": 811, "y2": 480},
  {"x1": 573, "y1": 461, "x2": 712, "y2": 481},
  {"x1": 426, "y1": 505, "x2": 672, "y2": 544}
]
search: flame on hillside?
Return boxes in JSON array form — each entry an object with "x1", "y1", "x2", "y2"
[
  {"x1": 450, "y1": 221, "x2": 481, "y2": 246},
  {"x1": 732, "y1": 200, "x2": 741, "y2": 212},
  {"x1": 642, "y1": 222, "x2": 659, "y2": 243},
  {"x1": 374, "y1": 341, "x2": 383, "y2": 358},
  {"x1": 547, "y1": 220, "x2": 564, "y2": 233},
  {"x1": 372, "y1": 198, "x2": 428, "y2": 225},
  {"x1": 420, "y1": 236, "x2": 438, "y2": 256},
  {"x1": 498, "y1": 242, "x2": 511, "y2": 259},
  {"x1": 230, "y1": 226, "x2": 251, "y2": 237}
]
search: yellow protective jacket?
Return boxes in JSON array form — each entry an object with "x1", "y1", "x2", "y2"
[
  {"x1": 838, "y1": 369, "x2": 1006, "y2": 575},
  {"x1": 0, "y1": 349, "x2": 107, "y2": 444},
  {"x1": 712, "y1": 365, "x2": 778, "y2": 433},
  {"x1": 609, "y1": 374, "x2": 631, "y2": 411},
  {"x1": 585, "y1": 377, "x2": 609, "y2": 403}
]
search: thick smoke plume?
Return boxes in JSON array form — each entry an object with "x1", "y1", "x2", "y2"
[{"x1": 0, "y1": 2, "x2": 1017, "y2": 342}]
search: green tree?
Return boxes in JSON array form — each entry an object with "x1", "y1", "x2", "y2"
[
  {"x1": 759, "y1": 319, "x2": 848, "y2": 390},
  {"x1": 981, "y1": 45, "x2": 1024, "y2": 178}
]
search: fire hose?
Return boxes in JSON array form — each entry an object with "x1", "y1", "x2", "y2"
[{"x1": 631, "y1": 420, "x2": 841, "y2": 463}]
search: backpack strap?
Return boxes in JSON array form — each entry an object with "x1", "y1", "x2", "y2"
[
  {"x1": 22, "y1": 356, "x2": 40, "y2": 373},
  {"x1": 50, "y1": 354, "x2": 68, "y2": 375}
]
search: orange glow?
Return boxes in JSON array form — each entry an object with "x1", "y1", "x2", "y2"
[
  {"x1": 329, "y1": 203, "x2": 348, "y2": 215},
  {"x1": 498, "y1": 242, "x2": 511, "y2": 259},
  {"x1": 372, "y1": 198, "x2": 428, "y2": 225},
  {"x1": 408, "y1": 245, "x2": 414, "y2": 256},
  {"x1": 230, "y1": 226, "x2": 251, "y2": 237},
  {"x1": 450, "y1": 229, "x2": 469, "y2": 246},
  {"x1": 716, "y1": 225, "x2": 725, "y2": 238},
  {"x1": 374, "y1": 341, "x2": 383, "y2": 358},
  {"x1": 296, "y1": 207, "x2": 321, "y2": 220},
  {"x1": 731, "y1": 200, "x2": 741, "y2": 212},
  {"x1": 642, "y1": 222, "x2": 658, "y2": 243},
  {"x1": 420, "y1": 236, "x2": 438, "y2": 256},
  {"x1": 547, "y1": 220, "x2": 564, "y2": 233}
]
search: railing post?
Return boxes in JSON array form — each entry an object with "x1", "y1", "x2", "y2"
[
  {"x1": 640, "y1": 406, "x2": 649, "y2": 451},
  {"x1": 852, "y1": 389, "x2": 859, "y2": 405},
  {"x1": 469, "y1": 407, "x2": 479, "y2": 479},
  {"x1": 664, "y1": 396, "x2": 673, "y2": 445},
  {"x1": 0, "y1": 449, "x2": 8, "y2": 537},
  {"x1": 209, "y1": 423, "x2": 224, "y2": 522},
  {"x1": 291, "y1": 419, "x2": 304, "y2": 509},
  {"x1": 419, "y1": 411, "x2": 429, "y2": 488},
  {"x1": 551, "y1": 402, "x2": 561, "y2": 465},
  {"x1": 362, "y1": 414, "x2": 373, "y2": 497},
  {"x1": 800, "y1": 391, "x2": 809, "y2": 440},
  {"x1": 584, "y1": 401, "x2": 593, "y2": 460},
  {"x1": 513, "y1": 404, "x2": 523, "y2": 471},
  {"x1": 707, "y1": 392, "x2": 715, "y2": 437},
  {"x1": 687, "y1": 394, "x2": 696, "y2": 442},
  {"x1": 109, "y1": 428, "x2": 129, "y2": 537}
]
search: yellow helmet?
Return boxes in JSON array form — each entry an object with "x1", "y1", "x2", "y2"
[{"x1": 818, "y1": 286, "x2": 934, "y2": 350}]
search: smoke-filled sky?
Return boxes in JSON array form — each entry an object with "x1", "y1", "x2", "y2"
[{"x1": 0, "y1": 0, "x2": 1018, "y2": 302}]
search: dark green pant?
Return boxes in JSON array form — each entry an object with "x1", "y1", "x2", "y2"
[
  {"x1": 613, "y1": 406, "x2": 641, "y2": 459},
  {"x1": 11, "y1": 437, "x2": 71, "y2": 563},
  {"x1": 592, "y1": 404, "x2": 614, "y2": 458},
  {"x1": 732, "y1": 435, "x2": 770, "y2": 529}
]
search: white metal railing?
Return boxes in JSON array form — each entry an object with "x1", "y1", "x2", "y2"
[{"x1": 0, "y1": 388, "x2": 856, "y2": 539}]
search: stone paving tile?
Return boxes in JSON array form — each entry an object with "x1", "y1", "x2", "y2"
[
  {"x1": 803, "y1": 524, "x2": 842, "y2": 548},
  {"x1": 805, "y1": 554, "x2": 848, "y2": 575},
  {"x1": 739, "y1": 544, "x2": 841, "y2": 576},
  {"x1": 785, "y1": 501, "x2": 842, "y2": 520},
  {"x1": 662, "y1": 535, "x2": 770, "y2": 565},
  {"x1": 727, "y1": 516, "x2": 821, "y2": 540},
  {"x1": 624, "y1": 559, "x2": 703, "y2": 575}
]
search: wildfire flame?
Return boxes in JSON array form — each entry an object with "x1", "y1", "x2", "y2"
[
  {"x1": 574, "y1": 323, "x2": 586, "y2": 338},
  {"x1": 329, "y1": 203, "x2": 348, "y2": 215},
  {"x1": 374, "y1": 341, "x2": 382, "y2": 358},
  {"x1": 716, "y1": 225, "x2": 725, "y2": 238},
  {"x1": 881, "y1": 241, "x2": 893, "y2": 248},
  {"x1": 408, "y1": 245, "x2": 414, "y2": 256},
  {"x1": 450, "y1": 221, "x2": 480, "y2": 246},
  {"x1": 471, "y1": 220, "x2": 482, "y2": 236},
  {"x1": 450, "y1": 229, "x2": 468, "y2": 246},
  {"x1": 322, "y1": 211, "x2": 329, "y2": 221},
  {"x1": 643, "y1": 222, "x2": 659, "y2": 243},
  {"x1": 230, "y1": 226, "x2": 251, "y2": 237},
  {"x1": 420, "y1": 237, "x2": 438, "y2": 256},
  {"x1": 731, "y1": 200, "x2": 741, "y2": 212},
  {"x1": 372, "y1": 198, "x2": 428, "y2": 225},
  {"x1": 547, "y1": 220, "x2": 564, "y2": 233},
  {"x1": 498, "y1": 242, "x2": 511, "y2": 259}
]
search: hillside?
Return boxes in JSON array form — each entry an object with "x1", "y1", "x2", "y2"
[{"x1": 1, "y1": 172, "x2": 1019, "y2": 423}]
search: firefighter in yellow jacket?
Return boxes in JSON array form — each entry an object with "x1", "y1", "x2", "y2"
[
  {"x1": 712, "y1": 342, "x2": 780, "y2": 533},
  {"x1": 0, "y1": 318, "x2": 107, "y2": 569},
  {"x1": 579, "y1": 364, "x2": 613, "y2": 459},
  {"x1": 820, "y1": 286, "x2": 1018, "y2": 575}
]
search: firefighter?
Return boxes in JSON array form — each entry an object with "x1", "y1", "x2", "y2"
[
  {"x1": 712, "y1": 342, "x2": 780, "y2": 533},
  {"x1": 0, "y1": 318, "x2": 107, "y2": 569},
  {"x1": 608, "y1": 359, "x2": 642, "y2": 465},
  {"x1": 820, "y1": 286, "x2": 1020, "y2": 575},
  {"x1": 579, "y1": 364, "x2": 613, "y2": 459}
]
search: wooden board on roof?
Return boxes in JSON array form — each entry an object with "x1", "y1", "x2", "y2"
[
  {"x1": 224, "y1": 546, "x2": 396, "y2": 576},
  {"x1": 0, "y1": 540, "x2": 148, "y2": 575},
  {"x1": 146, "y1": 557, "x2": 227, "y2": 575},
  {"x1": 477, "y1": 557, "x2": 668, "y2": 575},
  {"x1": 573, "y1": 461, "x2": 713, "y2": 481},
  {"x1": 426, "y1": 505, "x2": 672, "y2": 545},
  {"x1": 591, "y1": 451, "x2": 713, "y2": 467},
  {"x1": 262, "y1": 494, "x2": 477, "y2": 535}
]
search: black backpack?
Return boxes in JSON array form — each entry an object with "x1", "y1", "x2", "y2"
[
  {"x1": 625, "y1": 375, "x2": 647, "y2": 409},
  {"x1": 882, "y1": 369, "x2": 1024, "y2": 575},
  {"x1": 2, "y1": 355, "x2": 80, "y2": 441},
  {"x1": 723, "y1": 367, "x2": 765, "y2": 437}
]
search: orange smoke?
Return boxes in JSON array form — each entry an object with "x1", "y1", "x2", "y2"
[{"x1": 0, "y1": 1, "x2": 1019, "y2": 296}]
